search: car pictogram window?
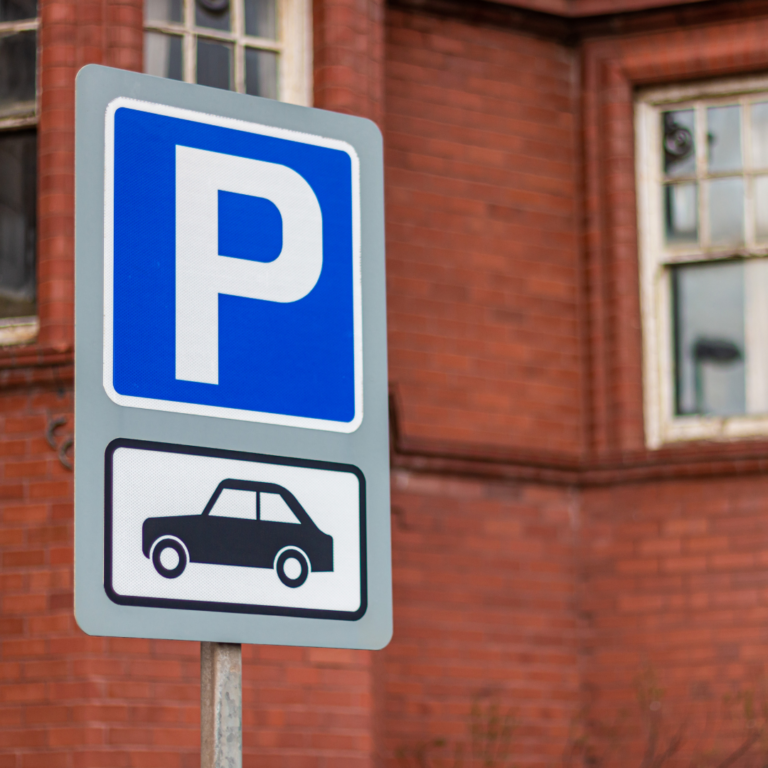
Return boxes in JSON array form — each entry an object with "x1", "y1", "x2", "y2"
[
  {"x1": 209, "y1": 488, "x2": 255, "y2": 519},
  {"x1": 260, "y1": 492, "x2": 299, "y2": 524}
]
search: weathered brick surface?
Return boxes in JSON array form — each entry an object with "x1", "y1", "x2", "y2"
[
  {"x1": 38, "y1": 0, "x2": 142, "y2": 351},
  {"x1": 385, "y1": 9, "x2": 583, "y2": 456},
  {"x1": 314, "y1": 0, "x2": 384, "y2": 123},
  {"x1": 581, "y1": 476, "x2": 768, "y2": 763},
  {"x1": 383, "y1": 472, "x2": 581, "y2": 765},
  {"x1": 493, "y1": 0, "x2": 707, "y2": 13}
]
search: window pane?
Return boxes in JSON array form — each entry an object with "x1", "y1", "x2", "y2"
[
  {"x1": 195, "y1": 0, "x2": 230, "y2": 31},
  {"x1": 197, "y1": 38, "x2": 232, "y2": 90},
  {"x1": 707, "y1": 105, "x2": 742, "y2": 173},
  {"x1": 211, "y1": 488, "x2": 255, "y2": 519},
  {"x1": 144, "y1": 0, "x2": 182, "y2": 23},
  {"x1": 0, "y1": 0, "x2": 36, "y2": 22},
  {"x1": 673, "y1": 260, "x2": 745, "y2": 416},
  {"x1": 751, "y1": 102, "x2": 768, "y2": 168},
  {"x1": 245, "y1": 48, "x2": 277, "y2": 99},
  {"x1": 245, "y1": 0, "x2": 276, "y2": 38},
  {"x1": 709, "y1": 177, "x2": 744, "y2": 246},
  {"x1": 755, "y1": 176, "x2": 768, "y2": 241},
  {"x1": 260, "y1": 493, "x2": 299, "y2": 524},
  {"x1": 663, "y1": 109, "x2": 696, "y2": 177},
  {"x1": 0, "y1": 130, "x2": 36, "y2": 319},
  {"x1": 144, "y1": 32, "x2": 183, "y2": 80},
  {"x1": 0, "y1": 31, "x2": 36, "y2": 117},
  {"x1": 664, "y1": 182, "x2": 698, "y2": 243}
]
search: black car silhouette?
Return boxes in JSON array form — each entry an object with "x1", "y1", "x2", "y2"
[{"x1": 141, "y1": 479, "x2": 333, "y2": 588}]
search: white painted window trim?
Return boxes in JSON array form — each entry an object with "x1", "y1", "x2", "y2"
[
  {"x1": 144, "y1": 0, "x2": 312, "y2": 107},
  {"x1": 0, "y1": 14, "x2": 39, "y2": 347},
  {"x1": 0, "y1": 16, "x2": 38, "y2": 129},
  {"x1": 637, "y1": 74, "x2": 768, "y2": 448}
]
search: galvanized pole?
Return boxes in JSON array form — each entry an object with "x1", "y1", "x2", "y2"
[{"x1": 201, "y1": 642, "x2": 242, "y2": 768}]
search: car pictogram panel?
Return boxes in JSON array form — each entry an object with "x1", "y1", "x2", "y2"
[{"x1": 105, "y1": 439, "x2": 366, "y2": 620}]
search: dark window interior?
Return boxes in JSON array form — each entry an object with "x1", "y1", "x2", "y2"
[
  {"x1": 0, "y1": 30, "x2": 36, "y2": 117},
  {"x1": 0, "y1": 129, "x2": 37, "y2": 319},
  {"x1": 0, "y1": 0, "x2": 36, "y2": 23}
]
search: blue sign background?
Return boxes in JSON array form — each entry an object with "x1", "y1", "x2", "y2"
[{"x1": 112, "y1": 107, "x2": 356, "y2": 424}]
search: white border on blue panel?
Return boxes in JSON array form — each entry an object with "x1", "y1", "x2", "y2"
[{"x1": 103, "y1": 97, "x2": 363, "y2": 433}]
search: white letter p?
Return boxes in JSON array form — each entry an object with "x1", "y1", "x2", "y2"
[{"x1": 175, "y1": 145, "x2": 323, "y2": 385}]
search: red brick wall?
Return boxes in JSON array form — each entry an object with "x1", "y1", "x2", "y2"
[
  {"x1": 385, "y1": 8, "x2": 583, "y2": 457},
  {"x1": 314, "y1": 0, "x2": 385, "y2": 124},
  {"x1": 581, "y1": 476, "x2": 768, "y2": 763},
  {"x1": 384, "y1": 472, "x2": 581, "y2": 766},
  {"x1": 492, "y1": 0, "x2": 707, "y2": 14},
  {"x1": 38, "y1": 0, "x2": 142, "y2": 351}
]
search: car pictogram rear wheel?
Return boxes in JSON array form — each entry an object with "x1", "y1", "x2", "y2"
[
  {"x1": 276, "y1": 548, "x2": 309, "y2": 588},
  {"x1": 152, "y1": 538, "x2": 188, "y2": 579}
]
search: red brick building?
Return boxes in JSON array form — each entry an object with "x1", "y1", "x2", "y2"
[{"x1": 4, "y1": 0, "x2": 768, "y2": 765}]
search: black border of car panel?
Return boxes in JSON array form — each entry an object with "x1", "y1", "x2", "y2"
[{"x1": 104, "y1": 437, "x2": 368, "y2": 621}]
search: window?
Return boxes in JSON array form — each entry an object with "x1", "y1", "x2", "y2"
[
  {"x1": 259, "y1": 492, "x2": 299, "y2": 523},
  {"x1": 143, "y1": 0, "x2": 311, "y2": 106},
  {"x1": 0, "y1": 0, "x2": 38, "y2": 346},
  {"x1": 636, "y1": 76, "x2": 768, "y2": 446},
  {"x1": 210, "y1": 488, "x2": 255, "y2": 519}
]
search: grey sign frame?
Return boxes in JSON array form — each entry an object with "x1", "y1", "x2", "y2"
[{"x1": 74, "y1": 64, "x2": 392, "y2": 649}]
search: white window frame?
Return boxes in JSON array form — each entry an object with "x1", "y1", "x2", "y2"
[
  {"x1": 637, "y1": 74, "x2": 768, "y2": 448},
  {"x1": 0, "y1": 11, "x2": 40, "y2": 346},
  {"x1": 144, "y1": 0, "x2": 312, "y2": 107}
]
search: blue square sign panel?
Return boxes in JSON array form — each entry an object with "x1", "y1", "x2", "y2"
[{"x1": 104, "y1": 99, "x2": 362, "y2": 432}]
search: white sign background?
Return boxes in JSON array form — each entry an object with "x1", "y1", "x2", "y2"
[{"x1": 109, "y1": 446, "x2": 362, "y2": 613}]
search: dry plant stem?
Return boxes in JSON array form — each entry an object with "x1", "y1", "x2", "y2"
[
  {"x1": 647, "y1": 722, "x2": 685, "y2": 768},
  {"x1": 714, "y1": 728, "x2": 762, "y2": 768}
]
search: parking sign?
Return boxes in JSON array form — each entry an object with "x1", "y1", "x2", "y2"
[
  {"x1": 106, "y1": 99, "x2": 362, "y2": 431},
  {"x1": 75, "y1": 65, "x2": 391, "y2": 649}
]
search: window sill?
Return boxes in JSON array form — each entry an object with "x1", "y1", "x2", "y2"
[
  {"x1": 0, "y1": 336, "x2": 73, "y2": 371},
  {"x1": 653, "y1": 413, "x2": 768, "y2": 447},
  {"x1": 0, "y1": 316, "x2": 38, "y2": 347},
  {"x1": 0, "y1": 101, "x2": 36, "y2": 129}
]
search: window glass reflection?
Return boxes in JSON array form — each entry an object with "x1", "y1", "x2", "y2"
[
  {"x1": 751, "y1": 102, "x2": 768, "y2": 168},
  {"x1": 663, "y1": 110, "x2": 696, "y2": 177},
  {"x1": 144, "y1": 32, "x2": 183, "y2": 80},
  {"x1": 665, "y1": 183, "x2": 698, "y2": 244},
  {"x1": 0, "y1": 0, "x2": 35, "y2": 22},
  {"x1": 197, "y1": 38, "x2": 232, "y2": 90},
  {"x1": 707, "y1": 105, "x2": 742, "y2": 173},
  {"x1": 673, "y1": 260, "x2": 745, "y2": 416},
  {"x1": 0, "y1": 130, "x2": 36, "y2": 319},
  {"x1": 145, "y1": 0, "x2": 183, "y2": 23},
  {"x1": 0, "y1": 31, "x2": 36, "y2": 117},
  {"x1": 709, "y1": 177, "x2": 744, "y2": 246},
  {"x1": 245, "y1": 0, "x2": 276, "y2": 38},
  {"x1": 755, "y1": 176, "x2": 768, "y2": 240},
  {"x1": 195, "y1": 0, "x2": 230, "y2": 31},
  {"x1": 245, "y1": 48, "x2": 277, "y2": 99}
]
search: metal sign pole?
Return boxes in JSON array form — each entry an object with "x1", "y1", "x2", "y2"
[{"x1": 201, "y1": 642, "x2": 242, "y2": 768}]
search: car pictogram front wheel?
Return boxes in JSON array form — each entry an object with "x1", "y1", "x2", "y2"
[
  {"x1": 276, "y1": 548, "x2": 309, "y2": 588},
  {"x1": 152, "y1": 538, "x2": 188, "y2": 579}
]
